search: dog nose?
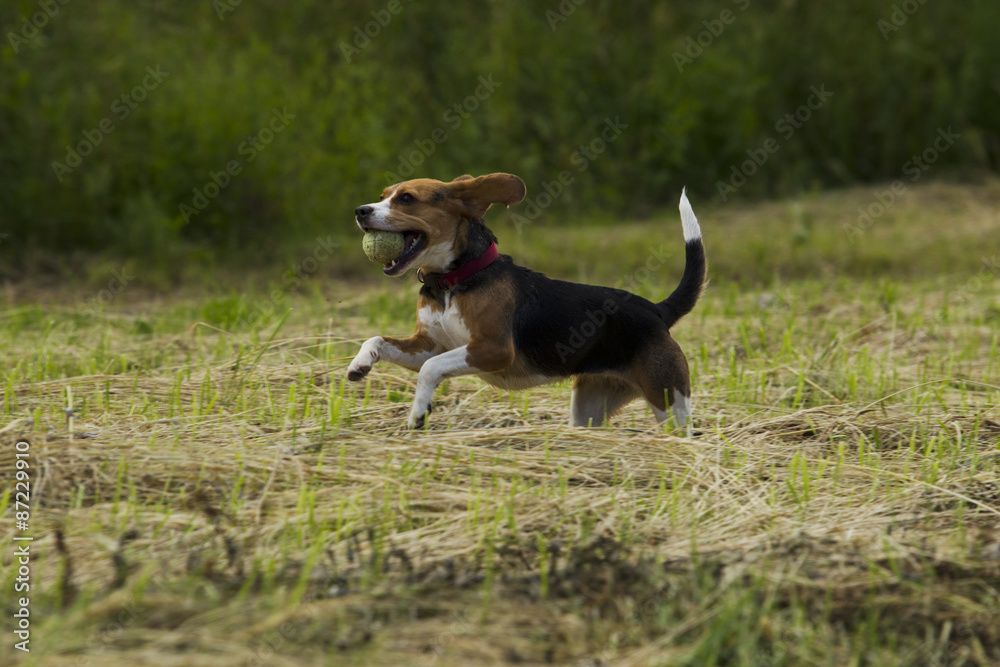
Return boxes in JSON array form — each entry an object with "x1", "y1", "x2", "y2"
[{"x1": 355, "y1": 205, "x2": 373, "y2": 219}]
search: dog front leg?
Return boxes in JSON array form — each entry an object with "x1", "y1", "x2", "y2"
[
  {"x1": 407, "y1": 346, "x2": 473, "y2": 429},
  {"x1": 347, "y1": 333, "x2": 440, "y2": 381},
  {"x1": 408, "y1": 342, "x2": 513, "y2": 429}
]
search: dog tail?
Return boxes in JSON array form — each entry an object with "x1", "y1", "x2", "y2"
[{"x1": 658, "y1": 188, "x2": 707, "y2": 329}]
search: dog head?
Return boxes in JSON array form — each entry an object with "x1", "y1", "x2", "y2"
[{"x1": 355, "y1": 173, "x2": 526, "y2": 275}]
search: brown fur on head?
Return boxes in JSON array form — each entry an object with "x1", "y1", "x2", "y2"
[{"x1": 356, "y1": 173, "x2": 526, "y2": 275}]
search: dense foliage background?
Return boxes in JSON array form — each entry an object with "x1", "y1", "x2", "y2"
[{"x1": 1, "y1": 0, "x2": 998, "y2": 268}]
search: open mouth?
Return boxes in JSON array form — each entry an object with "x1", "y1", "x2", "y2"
[{"x1": 383, "y1": 231, "x2": 426, "y2": 276}]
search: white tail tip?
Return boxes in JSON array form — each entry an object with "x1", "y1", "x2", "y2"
[{"x1": 679, "y1": 187, "x2": 702, "y2": 242}]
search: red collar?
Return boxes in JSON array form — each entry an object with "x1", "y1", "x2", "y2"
[{"x1": 419, "y1": 242, "x2": 499, "y2": 290}]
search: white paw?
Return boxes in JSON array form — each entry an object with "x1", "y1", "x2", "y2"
[
  {"x1": 347, "y1": 337, "x2": 382, "y2": 381},
  {"x1": 407, "y1": 401, "x2": 431, "y2": 429}
]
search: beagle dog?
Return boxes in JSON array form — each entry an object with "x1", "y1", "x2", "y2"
[{"x1": 348, "y1": 173, "x2": 707, "y2": 430}]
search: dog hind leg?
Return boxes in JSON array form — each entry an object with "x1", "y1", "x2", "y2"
[
  {"x1": 632, "y1": 334, "x2": 693, "y2": 433},
  {"x1": 569, "y1": 374, "x2": 639, "y2": 427}
]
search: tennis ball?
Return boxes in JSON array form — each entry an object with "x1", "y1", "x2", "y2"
[{"x1": 362, "y1": 230, "x2": 405, "y2": 264}]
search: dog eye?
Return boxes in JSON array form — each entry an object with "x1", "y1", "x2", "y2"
[{"x1": 398, "y1": 192, "x2": 416, "y2": 204}]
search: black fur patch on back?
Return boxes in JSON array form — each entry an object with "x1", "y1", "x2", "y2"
[{"x1": 507, "y1": 266, "x2": 668, "y2": 377}]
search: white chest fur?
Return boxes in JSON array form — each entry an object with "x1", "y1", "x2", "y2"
[
  {"x1": 417, "y1": 294, "x2": 552, "y2": 390},
  {"x1": 419, "y1": 296, "x2": 471, "y2": 350}
]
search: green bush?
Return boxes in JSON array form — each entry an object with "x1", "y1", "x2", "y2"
[{"x1": 1, "y1": 0, "x2": 997, "y2": 269}]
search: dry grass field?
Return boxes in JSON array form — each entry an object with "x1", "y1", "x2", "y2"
[{"x1": 2, "y1": 180, "x2": 999, "y2": 665}]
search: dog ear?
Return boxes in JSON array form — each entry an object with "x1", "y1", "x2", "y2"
[
  {"x1": 451, "y1": 174, "x2": 474, "y2": 182},
  {"x1": 448, "y1": 173, "x2": 526, "y2": 218}
]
